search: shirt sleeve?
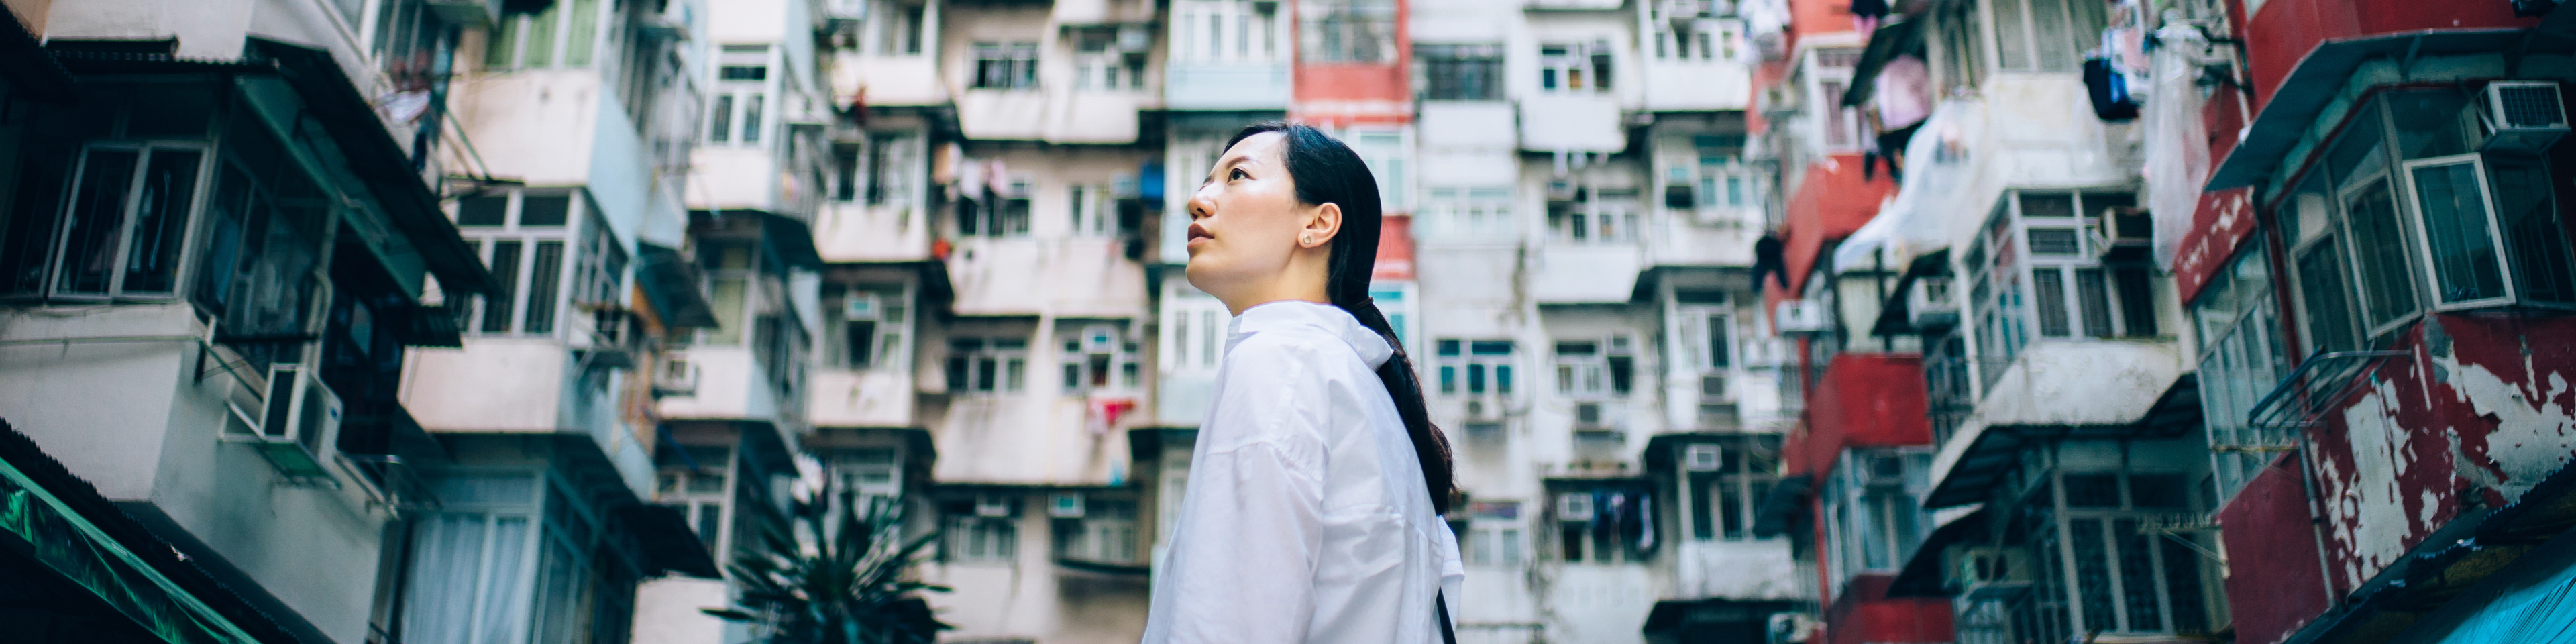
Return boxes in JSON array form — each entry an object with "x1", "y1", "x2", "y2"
[{"x1": 1159, "y1": 340, "x2": 1330, "y2": 644}]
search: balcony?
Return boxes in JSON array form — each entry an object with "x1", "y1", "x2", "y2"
[
  {"x1": 833, "y1": 52, "x2": 947, "y2": 107},
  {"x1": 1641, "y1": 59, "x2": 1752, "y2": 111},
  {"x1": 1923, "y1": 341, "x2": 2194, "y2": 507},
  {"x1": 1164, "y1": 62, "x2": 1289, "y2": 111},
  {"x1": 1530, "y1": 246, "x2": 1644, "y2": 303},
  {"x1": 1519, "y1": 94, "x2": 1626, "y2": 152}
]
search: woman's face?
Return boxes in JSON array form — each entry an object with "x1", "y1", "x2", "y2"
[{"x1": 1184, "y1": 131, "x2": 1331, "y2": 304}]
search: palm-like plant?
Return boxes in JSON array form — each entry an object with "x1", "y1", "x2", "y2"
[{"x1": 704, "y1": 480, "x2": 950, "y2": 644}]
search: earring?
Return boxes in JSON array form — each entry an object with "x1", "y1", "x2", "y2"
[{"x1": 1301, "y1": 235, "x2": 1313, "y2": 246}]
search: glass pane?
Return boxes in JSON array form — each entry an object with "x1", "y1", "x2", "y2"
[
  {"x1": 2115, "y1": 267, "x2": 2159, "y2": 337},
  {"x1": 2066, "y1": 268, "x2": 2113, "y2": 337},
  {"x1": 2345, "y1": 180, "x2": 2420, "y2": 326},
  {"x1": 2387, "y1": 89, "x2": 2472, "y2": 160},
  {"x1": 1992, "y1": 0, "x2": 2029, "y2": 70},
  {"x1": 482, "y1": 241, "x2": 524, "y2": 333},
  {"x1": 2033, "y1": 268, "x2": 2071, "y2": 337},
  {"x1": 2297, "y1": 239, "x2": 2360, "y2": 354},
  {"x1": 525, "y1": 241, "x2": 565, "y2": 333},
  {"x1": 743, "y1": 94, "x2": 766, "y2": 143},
  {"x1": 2019, "y1": 193, "x2": 2077, "y2": 218},
  {"x1": 564, "y1": 0, "x2": 600, "y2": 67},
  {"x1": 458, "y1": 195, "x2": 508, "y2": 225},
  {"x1": 523, "y1": 4, "x2": 559, "y2": 68},
  {"x1": 1468, "y1": 363, "x2": 1487, "y2": 394},
  {"x1": 2488, "y1": 160, "x2": 2576, "y2": 304},
  {"x1": 520, "y1": 195, "x2": 572, "y2": 227},
  {"x1": 484, "y1": 16, "x2": 520, "y2": 69},
  {"x1": 122, "y1": 150, "x2": 201, "y2": 293},
  {"x1": 703, "y1": 277, "x2": 746, "y2": 343},
  {"x1": 56, "y1": 149, "x2": 142, "y2": 294},
  {"x1": 2410, "y1": 160, "x2": 2508, "y2": 303},
  {"x1": 2161, "y1": 538, "x2": 2210, "y2": 633},
  {"x1": 2116, "y1": 518, "x2": 2164, "y2": 631},
  {"x1": 709, "y1": 95, "x2": 733, "y2": 142},
  {"x1": 2027, "y1": 227, "x2": 2082, "y2": 254},
  {"x1": 2326, "y1": 103, "x2": 2386, "y2": 186},
  {"x1": 2071, "y1": 519, "x2": 2118, "y2": 633}
]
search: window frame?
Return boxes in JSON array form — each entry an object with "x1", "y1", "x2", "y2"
[
  {"x1": 2400, "y1": 153, "x2": 2522, "y2": 311},
  {"x1": 1416, "y1": 43, "x2": 1505, "y2": 101},
  {"x1": 1057, "y1": 323, "x2": 1140, "y2": 395},
  {"x1": 1436, "y1": 339, "x2": 1517, "y2": 398},
  {"x1": 1422, "y1": 186, "x2": 1516, "y2": 242},
  {"x1": 945, "y1": 336, "x2": 1030, "y2": 394},
  {"x1": 13, "y1": 142, "x2": 219, "y2": 302},
  {"x1": 456, "y1": 189, "x2": 592, "y2": 337},
  {"x1": 828, "y1": 283, "x2": 912, "y2": 372},
  {"x1": 1537, "y1": 40, "x2": 1616, "y2": 94},
  {"x1": 971, "y1": 41, "x2": 1042, "y2": 90}
]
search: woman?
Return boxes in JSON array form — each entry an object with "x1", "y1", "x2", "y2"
[{"x1": 1139, "y1": 121, "x2": 1463, "y2": 644}]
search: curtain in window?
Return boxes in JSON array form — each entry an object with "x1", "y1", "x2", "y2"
[{"x1": 402, "y1": 513, "x2": 533, "y2": 644}]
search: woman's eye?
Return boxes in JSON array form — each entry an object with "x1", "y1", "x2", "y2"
[{"x1": 1230, "y1": 168, "x2": 1248, "y2": 181}]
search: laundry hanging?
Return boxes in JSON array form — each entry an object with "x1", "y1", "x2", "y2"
[{"x1": 2084, "y1": 57, "x2": 2140, "y2": 121}]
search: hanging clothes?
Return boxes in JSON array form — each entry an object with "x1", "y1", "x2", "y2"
[
  {"x1": 1750, "y1": 233, "x2": 1790, "y2": 292},
  {"x1": 2083, "y1": 58, "x2": 2140, "y2": 121}
]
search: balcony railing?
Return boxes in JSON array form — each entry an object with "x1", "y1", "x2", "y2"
[{"x1": 2220, "y1": 350, "x2": 2414, "y2": 453}]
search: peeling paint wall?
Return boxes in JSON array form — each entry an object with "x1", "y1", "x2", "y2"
[{"x1": 2305, "y1": 315, "x2": 2576, "y2": 594}]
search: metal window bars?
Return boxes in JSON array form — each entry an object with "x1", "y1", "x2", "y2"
[{"x1": 2221, "y1": 350, "x2": 2414, "y2": 453}]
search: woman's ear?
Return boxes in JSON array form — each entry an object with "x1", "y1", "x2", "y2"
[{"x1": 1300, "y1": 202, "x2": 1343, "y2": 249}]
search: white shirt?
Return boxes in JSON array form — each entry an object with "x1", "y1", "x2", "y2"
[{"x1": 1142, "y1": 301, "x2": 1466, "y2": 644}]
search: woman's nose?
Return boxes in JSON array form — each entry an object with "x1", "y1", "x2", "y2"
[{"x1": 1187, "y1": 184, "x2": 1218, "y2": 220}]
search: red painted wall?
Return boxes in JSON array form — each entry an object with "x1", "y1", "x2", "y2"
[
  {"x1": 2237, "y1": 0, "x2": 2533, "y2": 110},
  {"x1": 1821, "y1": 574, "x2": 1956, "y2": 644},
  {"x1": 1288, "y1": 0, "x2": 1412, "y2": 126},
  {"x1": 1770, "y1": 154, "x2": 1892, "y2": 307},
  {"x1": 2217, "y1": 454, "x2": 2334, "y2": 644},
  {"x1": 1787, "y1": 354, "x2": 1931, "y2": 478},
  {"x1": 1373, "y1": 215, "x2": 1414, "y2": 281}
]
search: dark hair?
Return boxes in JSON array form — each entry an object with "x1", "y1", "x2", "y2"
[{"x1": 1224, "y1": 121, "x2": 1455, "y2": 514}]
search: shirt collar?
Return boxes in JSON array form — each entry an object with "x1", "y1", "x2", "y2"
[{"x1": 1226, "y1": 300, "x2": 1394, "y2": 369}]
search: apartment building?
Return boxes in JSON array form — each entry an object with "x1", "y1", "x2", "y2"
[{"x1": 1758, "y1": 1, "x2": 2576, "y2": 644}]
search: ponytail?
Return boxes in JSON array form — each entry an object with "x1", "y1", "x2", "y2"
[{"x1": 1228, "y1": 121, "x2": 1457, "y2": 514}]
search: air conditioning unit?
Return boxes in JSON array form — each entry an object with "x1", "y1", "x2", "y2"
[
  {"x1": 2088, "y1": 206, "x2": 2153, "y2": 262},
  {"x1": 1466, "y1": 399, "x2": 1490, "y2": 420},
  {"x1": 1049, "y1": 492, "x2": 1086, "y2": 518},
  {"x1": 1606, "y1": 334, "x2": 1634, "y2": 354},
  {"x1": 1955, "y1": 547, "x2": 2033, "y2": 586},
  {"x1": 1557, "y1": 492, "x2": 1594, "y2": 521},
  {"x1": 1859, "y1": 453, "x2": 1907, "y2": 487},
  {"x1": 250, "y1": 364, "x2": 343, "y2": 478},
  {"x1": 975, "y1": 494, "x2": 1014, "y2": 517},
  {"x1": 2482, "y1": 80, "x2": 2569, "y2": 154},
  {"x1": 1575, "y1": 402, "x2": 1604, "y2": 427},
  {"x1": 1701, "y1": 374, "x2": 1729, "y2": 398},
  {"x1": 1546, "y1": 180, "x2": 1577, "y2": 201},
  {"x1": 1907, "y1": 275, "x2": 1959, "y2": 329},
  {"x1": 653, "y1": 356, "x2": 700, "y2": 396},
  {"x1": 845, "y1": 292, "x2": 881, "y2": 321},
  {"x1": 1774, "y1": 300, "x2": 1829, "y2": 334},
  {"x1": 1684, "y1": 443, "x2": 1724, "y2": 471}
]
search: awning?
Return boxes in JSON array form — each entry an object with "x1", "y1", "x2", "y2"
[
  {"x1": 1751, "y1": 474, "x2": 1813, "y2": 538},
  {"x1": 615, "y1": 504, "x2": 720, "y2": 578},
  {"x1": 0, "y1": 421, "x2": 303, "y2": 644},
  {"x1": 2202, "y1": 26, "x2": 2563, "y2": 191},
  {"x1": 1841, "y1": 19, "x2": 1925, "y2": 108},
  {"x1": 760, "y1": 213, "x2": 826, "y2": 269},
  {"x1": 635, "y1": 244, "x2": 722, "y2": 329},
  {"x1": 1925, "y1": 375, "x2": 2200, "y2": 508}
]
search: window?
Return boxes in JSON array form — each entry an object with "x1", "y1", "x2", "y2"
[
  {"x1": 1164, "y1": 294, "x2": 1226, "y2": 372},
  {"x1": 1301, "y1": 0, "x2": 1394, "y2": 63},
  {"x1": 1417, "y1": 44, "x2": 1503, "y2": 101},
  {"x1": 2045, "y1": 472, "x2": 2211, "y2": 636},
  {"x1": 1538, "y1": 41, "x2": 1615, "y2": 93},
  {"x1": 973, "y1": 42, "x2": 1040, "y2": 89},
  {"x1": 484, "y1": 0, "x2": 612, "y2": 70},
  {"x1": 1651, "y1": 13, "x2": 1735, "y2": 62},
  {"x1": 947, "y1": 513, "x2": 1018, "y2": 562},
  {"x1": 704, "y1": 46, "x2": 769, "y2": 144},
  {"x1": 1423, "y1": 186, "x2": 1515, "y2": 241},
  {"x1": 696, "y1": 241, "x2": 757, "y2": 345},
  {"x1": 1177, "y1": 0, "x2": 1279, "y2": 62},
  {"x1": 1692, "y1": 308, "x2": 1737, "y2": 372},
  {"x1": 2192, "y1": 246, "x2": 2288, "y2": 500},
  {"x1": 1548, "y1": 187, "x2": 1642, "y2": 244},
  {"x1": 1554, "y1": 337, "x2": 1635, "y2": 398},
  {"x1": 1817, "y1": 78, "x2": 1862, "y2": 150},
  {"x1": 1348, "y1": 131, "x2": 1407, "y2": 210},
  {"x1": 828, "y1": 284, "x2": 908, "y2": 370},
  {"x1": 1053, "y1": 498, "x2": 1142, "y2": 565},
  {"x1": 1987, "y1": 0, "x2": 2107, "y2": 74},
  {"x1": 3, "y1": 144, "x2": 205, "y2": 300},
  {"x1": 1822, "y1": 450, "x2": 1928, "y2": 585},
  {"x1": 458, "y1": 191, "x2": 596, "y2": 337},
  {"x1": 871, "y1": 1, "x2": 926, "y2": 56},
  {"x1": 1552, "y1": 487, "x2": 1652, "y2": 564},
  {"x1": 1436, "y1": 339, "x2": 1517, "y2": 397},
  {"x1": 946, "y1": 336, "x2": 1028, "y2": 393},
  {"x1": 1963, "y1": 190, "x2": 2153, "y2": 384},
  {"x1": 1678, "y1": 144, "x2": 1758, "y2": 219},
  {"x1": 2404, "y1": 154, "x2": 2576, "y2": 309},
  {"x1": 1058, "y1": 323, "x2": 1139, "y2": 394},
  {"x1": 1687, "y1": 443, "x2": 1778, "y2": 541},
  {"x1": 848, "y1": 132, "x2": 918, "y2": 206},
  {"x1": 1464, "y1": 501, "x2": 1525, "y2": 568},
  {"x1": 1069, "y1": 184, "x2": 1117, "y2": 236},
  {"x1": 1068, "y1": 27, "x2": 1149, "y2": 91},
  {"x1": 1927, "y1": 0, "x2": 1987, "y2": 93},
  {"x1": 958, "y1": 178, "x2": 1032, "y2": 237},
  {"x1": 655, "y1": 446, "x2": 734, "y2": 556}
]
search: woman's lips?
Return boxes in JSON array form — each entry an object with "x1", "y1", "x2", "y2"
[{"x1": 1186, "y1": 223, "x2": 1213, "y2": 246}]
